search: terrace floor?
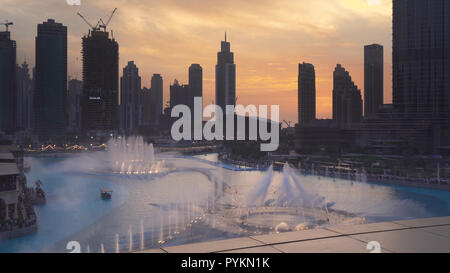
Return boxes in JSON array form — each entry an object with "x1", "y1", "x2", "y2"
[{"x1": 138, "y1": 216, "x2": 450, "y2": 253}]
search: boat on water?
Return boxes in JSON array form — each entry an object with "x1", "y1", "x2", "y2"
[{"x1": 100, "y1": 189, "x2": 113, "y2": 200}]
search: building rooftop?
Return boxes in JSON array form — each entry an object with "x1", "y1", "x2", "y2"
[{"x1": 0, "y1": 163, "x2": 20, "y2": 176}]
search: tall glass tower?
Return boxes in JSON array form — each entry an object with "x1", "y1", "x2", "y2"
[
  {"x1": 120, "y1": 61, "x2": 141, "y2": 133},
  {"x1": 298, "y1": 62, "x2": 316, "y2": 125},
  {"x1": 215, "y1": 33, "x2": 236, "y2": 111},
  {"x1": 34, "y1": 19, "x2": 67, "y2": 138},
  {"x1": 364, "y1": 44, "x2": 383, "y2": 117},
  {"x1": 82, "y1": 30, "x2": 119, "y2": 134},
  {"x1": 0, "y1": 30, "x2": 16, "y2": 134},
  {"x1": 333, "y1": 64, "x2": 362, "y2": 128},
  {"x1": 393, "y1": 0, "x2": 450, "y2": 115}
]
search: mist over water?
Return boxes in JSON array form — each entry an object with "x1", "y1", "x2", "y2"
[{"x1": 1, "y1": 138, "x2": 450, "y2": 253}]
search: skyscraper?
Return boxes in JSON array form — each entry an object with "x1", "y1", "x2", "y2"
[
  {"x1": 393, "y1": 0, "x2": 450, "y2": 115},
  {"x1": 215, "y1": 33, "x2": 236, "y2": 111},
  {"x1": 67, "y1": 79, "x2": 83, "y2": 134},
  {"x1": 82, "y1": 30, "x2": 119, "y2": 134},
  {"x1": 170, "y1": 79, "x2": 190, "y2": 109},
  {"x1": 364, "y1": 44, "x2": 383, "y2": 117},
  {"x1": 298, "y1": 62, "x2": 316, "y2": 125},
  {"x1": 16, "y1": 61, "x2": 34, "y2": 131},
  {"x1": 0, "y1": 29, "x2": 16, "y2": 134},
  {"x1": 141, "y1": 74, "x2": 163, "y2": 131},
  {"x1": 189, "y1": 64, "x2": 203, "y2": 98},
  {"x1": 188, "y1": 64, "x2": 203, "y2": 112},
  {"x1": 120, "y1": 61, "x2": 141, "y2": 133},
  {"x1": 150, "y1": 73, "x2": 163, "y2": 124},
  {"x1": 333, "y1": 64, "x2": 362, "y2": 128},
  {"x1": 34, "y1": 19, "x2": 67, "y2": 137}
]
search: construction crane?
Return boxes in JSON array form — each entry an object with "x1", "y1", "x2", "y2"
[
  {"x1": 98, "y1": 8, "x2": 117, "y2": 32},
  {"x1": 0, "y1": 20, "x2": 13, "y2": 31},
  {"x1": 283, "y1": 120, "x2": 292, "y2": 128},
  {"x1": 77, "y1": 12, "x2": 100, "y2": 31},
  {"x1": 77, "y1": 8, "x2": 117, "y2": 32}
]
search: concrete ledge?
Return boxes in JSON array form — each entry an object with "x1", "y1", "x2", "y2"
[
  {"x1": 250, "y1": 228, "x2": 340, "y2": 245},
  {"x1": 138, "y1": 217, "x2": 450, "y2": 253},
  {"x1": 393, "y1": 216, "x2": 450, "y2": 228},
  {"x1": 162, "y1": 237, "x2": 265, "y2": 253}
]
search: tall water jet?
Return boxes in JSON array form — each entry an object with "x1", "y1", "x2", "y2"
[
  {"x1": 158, "y1": 208, "x2": 165, "y2": 244},
  {"x1": 168, "y1": 214, "x2": 172, "y2": 240},
  {"x1": 175, "y1": 204, "x2": 179, "y2": 235},
  {"x1": 107, "y1": 136, "x2": 166, "y2": 175},
  {"x1": 140, "y1": 220, "x2": 145, "y2": 251},
  {"x1": 128, "y1": 226, "x2": 133, "y2": 252},
  {"x1": 115, "y1": 234, "x2": 120, "y2": 253},
  {"x1": 247, "y1": 166, "x2": 274, "y2": 206}
]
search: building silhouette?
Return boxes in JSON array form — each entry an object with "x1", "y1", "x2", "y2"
[
  {"x1": 0, "y1": 30, "x2": 16, "y2": 134},
  {"x1": 393, "y1": 0, "x2": 450, "y2": 114},
  {"x1": 215, "y1": 33, "x2": 236, "y2": 111},
  {"x1": 332, "y1": 64, "x2": 362, "y2": 128},
  {"x1": 82, "y1": 30, "x2": 119, "y2": 135},
  {"x1": 349, "y1": 1, "x2": 450, "y2": 156},
  {"x1": 364, "y1": 44, "x2": 383, "y2": 117},
  {"x1": 298, "y1": 62, "x2": 316, "y2": 125},
  {"x1": 189, "y1": 64, "x2": 203, "y2": 97},
  {"x1": 120, "y1": 61, "x2": 141, "y2": 133},
  {"x1": 189, "y1": 64, "x2": 203, "y2": 113},
  {"x1": 34, "y1": 19, "x2": 67, "y2": 138},
  {"x1": 141, "y1": 73, "x2": 163, "y2": 130},
  {"x1": 67, "y1": 79, "x2": 83, "y2": 134},
  {"x1": 151, "y1": 74, "x2": 163, "y2": 118},
  {"x1": 170, "y1": 79, "x2": 190, "y2": 109},
  {"x1": 16, "y1": 61, "x2": 34, "y2": 132}
]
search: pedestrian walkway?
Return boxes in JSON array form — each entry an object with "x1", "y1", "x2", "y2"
[{"x1": 138, "y1": 216, "x2": 450, "y2": 253}]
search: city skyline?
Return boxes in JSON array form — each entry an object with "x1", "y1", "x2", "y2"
[{"x1": 0, "y1": 0, "x2": 392, "y2": 123}]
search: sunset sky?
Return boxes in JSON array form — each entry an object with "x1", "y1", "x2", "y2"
[{"x1": 1, "y1": 0, "x2": 392, "y2": 123}]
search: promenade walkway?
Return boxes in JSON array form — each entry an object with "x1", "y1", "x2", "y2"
[{"x1": 138, "y1": 216, "x2": 450, "y2": 253}]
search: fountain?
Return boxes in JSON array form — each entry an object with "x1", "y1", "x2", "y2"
[
  {"x1": 107, "y1": 136, "x2": 169, "y2": 175},
  {"x1": 193, "y1": 163, "x2": 366, "y2": 235},
  {"x1": 115, "y1": 234, "x2": 120, "y2": 253},
  {"x1": 128, "y1": 226, "x2": 133, "y2": 252},
  {"x1": 140, "y1": 220, "x2": 145, "y2": 251}
]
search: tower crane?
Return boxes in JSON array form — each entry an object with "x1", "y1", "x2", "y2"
[
  {"x1": 0, "y1": 20, "x2": 13, "y2": 31},
  {"x1": 283, "y1": 120, "x2": 292, "y2": 128},
  {"x1": 77, "y1": 12, "x2": 100, "y2": 31},
  {"x1": 99, "y1": 8, "x2": 117, "y2": 32},
  {"x1": 77, "y1": 8, "x2": 117, "y2": 33}
]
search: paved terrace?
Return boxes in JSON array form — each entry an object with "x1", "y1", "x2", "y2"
[{"x1": 139, "y1": 217, "x2": 450, "y2": 253}]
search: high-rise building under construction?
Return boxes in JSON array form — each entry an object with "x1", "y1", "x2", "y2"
[{"x1": 81, "y1": 30, "x2": 119, "y2": 134}]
